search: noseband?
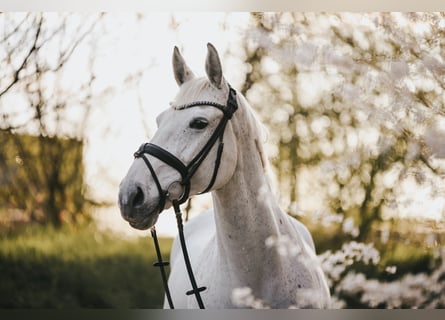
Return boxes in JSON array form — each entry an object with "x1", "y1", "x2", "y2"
[{"x1": 133, "y1": 85, "x2": 238, "y2": 309}]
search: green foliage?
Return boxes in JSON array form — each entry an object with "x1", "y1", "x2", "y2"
[
  {"x1": 0, "y1": 131, "x2": 88, "y2": 227},
  {"x1": 0, "y1": 225, "x2": 172, "y2": 308}
]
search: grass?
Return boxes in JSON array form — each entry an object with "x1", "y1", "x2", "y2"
[
  {"x1": 0, "y1": 219, "x2": 440, "y2": 308},
  {"x1": 0, "y1": 224, "x2": 173, "y2": 308}
]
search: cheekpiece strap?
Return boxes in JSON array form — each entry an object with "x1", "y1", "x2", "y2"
[{"x1": 225, "y1": 85, "x2": 238, "y2": 118}]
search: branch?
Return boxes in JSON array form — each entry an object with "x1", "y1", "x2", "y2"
[
  {"x1": 0, "y1": 16, "x2": 42, "y2": 98},
  {"x1": 419, "y1": 154, "x2": 443, "y2": 176},
  {"x1": 53, "y1": 15, "x2": 102, "y2": 72},
  {"x1": 0, "y1": 13, "x2": 31, "y2": 44}
]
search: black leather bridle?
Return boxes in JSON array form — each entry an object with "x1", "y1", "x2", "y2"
[{"x1": 133, "y1": 84, "x2": 238, "y2": 309}]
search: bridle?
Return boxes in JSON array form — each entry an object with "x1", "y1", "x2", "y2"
[
  {"x1": 134, "y1": 84, "x2": 238, "y2": 212},
  {"x1": 133, "y1": 84, "x2": 238, "y2": 309}
]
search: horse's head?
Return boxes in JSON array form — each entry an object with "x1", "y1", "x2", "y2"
[{"x1": 118, "y1": 43, "x2": 238, "y2": 230}]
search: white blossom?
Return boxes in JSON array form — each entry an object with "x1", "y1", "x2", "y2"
[
  {"x1": 422, "y1": 55, "x2": 445, "y2": 76},
  {"x1": 294, "y1": 42, "x2": 318, "y2": 68},
  {"x1": 342, "y1": 217, "x2": 360, "y2": 237},
  {"x1": 390, "y1": 60, "x2": 410, "y2": 79},
  {"x1": 265, "y1": 234, "x2": 301, "y2": 257},
  {"x1": 318, "y1": 241, "x2": 381, "y2": 288},
  {"x1": 424, "y1": 125, "x2": 445, "y2": 158},
  {"x1": 295, "y1": 288, "x2": 325, "y2": 308},
  {"x1": 231, "y1": 287, "x2": 270, "y2": 309},
  {"x1": 385, "y1": 266, "x2": 397, "y2": 274},
  {"x1": 310, "y1": 210, "x2": 344, "y2": 227}
]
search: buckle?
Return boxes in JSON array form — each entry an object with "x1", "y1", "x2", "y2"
[
  {"x1": 133, "y1": 143, "x2": 147, "y2": 158},
  {"x1": 226, "y1": 86, "x2": 238, "y2": 117}
]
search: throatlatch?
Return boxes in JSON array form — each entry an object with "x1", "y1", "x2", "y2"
[{"x1": 133, "y1": 85, "x2": 238, "y2": 309}]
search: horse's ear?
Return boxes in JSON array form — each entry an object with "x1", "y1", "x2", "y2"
[
  {"x1": 172, "y1": 46, "x2": 195, "y2": 86},
  {"x1": 205, "y1": 43, "x2": 223, "y2": 89}
]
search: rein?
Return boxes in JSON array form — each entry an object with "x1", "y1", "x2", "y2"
[{"x1": 133, "y1": 85, "x2": 238, "y2": 309}]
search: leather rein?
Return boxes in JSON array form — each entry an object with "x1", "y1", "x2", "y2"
[{"x1": 133, "y1": 85, "x2": 238, "y2": 309}]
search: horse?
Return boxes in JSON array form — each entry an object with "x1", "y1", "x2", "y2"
[{"x1": 118, "y1": 43, "x2": 331, "y2": 309}]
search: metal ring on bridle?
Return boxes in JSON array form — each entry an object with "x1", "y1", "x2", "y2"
[{"x1": 166, "y1": 181, "x2": 186, "y2": 202}]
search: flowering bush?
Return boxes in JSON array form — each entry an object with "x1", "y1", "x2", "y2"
[
  {"x1": 231, "y1": 218, "x2": 444, "y2": 309},
  {"x1": 318, "y1": 241, "x2": 381, "y2": 289},
  {"x1": 328, "y1": 245, "x2": 445, "y2": 308},
  {"x1": 313, "y1": 212, "x2": 444, "y2": 308}
]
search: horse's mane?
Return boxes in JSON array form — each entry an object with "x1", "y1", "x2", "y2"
[{"x1": 236, "y1": 92, "x2": 279, "y2": 194}]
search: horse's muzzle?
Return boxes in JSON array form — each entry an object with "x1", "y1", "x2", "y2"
[{"x1": 118, "y1": 184, "x2": 159, "y2": 230}]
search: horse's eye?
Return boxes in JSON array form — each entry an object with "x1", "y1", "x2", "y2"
[{"x1": 189, "y1": 117, "x2": 209, "y2": 130}]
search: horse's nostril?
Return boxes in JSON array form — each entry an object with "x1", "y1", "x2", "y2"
[{"x1": 132, "y1": 187, "x2": 144, "y2": 208}]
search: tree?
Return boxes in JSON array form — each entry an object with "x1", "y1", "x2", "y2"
[
  {"x1": 0, "y1": 13, "x2": 102, "y2": 227},
  {"x1": 237, "y1": 12, "x2": 445, "y2": 242}
]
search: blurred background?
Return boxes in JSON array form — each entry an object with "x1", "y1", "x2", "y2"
[{"x1": 0, "y1": 12, "x2": 444, "y2": 308}]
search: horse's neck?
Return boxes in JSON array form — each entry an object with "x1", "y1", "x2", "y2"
[{"x1": 211, "y1": 114, "x2": 302, "y2": 288}]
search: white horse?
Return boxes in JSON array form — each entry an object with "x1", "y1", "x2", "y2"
[{"x1": 118, "y1": 43, "x2": 331, "y2": 309}]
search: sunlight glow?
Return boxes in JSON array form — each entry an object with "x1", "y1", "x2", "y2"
[{"x1": 3, "y1": 13, "x2": 443, "y2": 237}]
